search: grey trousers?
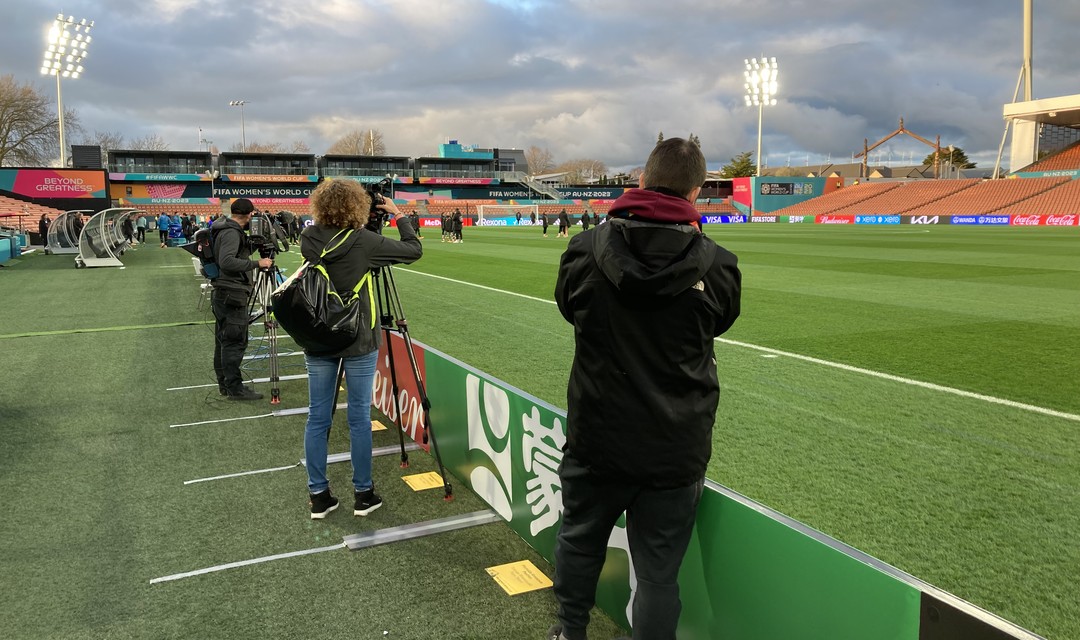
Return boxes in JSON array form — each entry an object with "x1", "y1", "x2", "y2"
[{"x1": 553, "y1": 452, "x2": 704, "y2": 640}]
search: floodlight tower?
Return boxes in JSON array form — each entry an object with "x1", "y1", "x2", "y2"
[
  {"x1": 41, "y1": 14, "x2": 93, "y2": 167},
  {"x1": 744, "y1": 57, "x2": 779, "y2": 176},
  {"x1": 228, "y1": 100, "x2": 249, "y2": 151}
]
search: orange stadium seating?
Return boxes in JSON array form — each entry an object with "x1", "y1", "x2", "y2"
[
  {"x1": 994, "y1": 178, "x2": 1080, "y2": 215},
  {"x1": 831, "y1": 179, "x2": 980, "y2": 215},
  {"x1": 0, "y1": 195, "x2": 66, "y2": 218},
  {"x1": 1018, "y1": 140, "x2": 1080, "y2": 173},
  {"x1": 904, "y1": 176, "x2": 1070, "y2": 216},
  {"x1": 695, "y1": 201, "x2": 738, "y2": 214},
  {"x1": 769, "y1": 182, "x2": 899, "y2": 216}
]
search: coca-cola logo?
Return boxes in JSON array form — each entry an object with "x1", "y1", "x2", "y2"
[
  {"x1": 1045, "y1": 215, "x2": 1078, "y2": 226},
  {"x1": 1011, "y1": 215, "x2": 1042, "y2": 226}
]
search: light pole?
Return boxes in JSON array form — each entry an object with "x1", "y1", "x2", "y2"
[
  {"x1": 41, "y1": 14, "x2": 93, "y2": 167},
  {"x1": 744, "y1": 56, "x2": 778, "y2": 177},
  {"x1": 228, "y1": 100, "x2": 248, "y2": 151}
]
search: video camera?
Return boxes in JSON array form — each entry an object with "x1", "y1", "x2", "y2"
[
  {"x1": 364, "y1": 177, "x2": 393, "y2": 234},
  {"x1": 248, "y1": 212, "x2": 289, "y2": 257}
]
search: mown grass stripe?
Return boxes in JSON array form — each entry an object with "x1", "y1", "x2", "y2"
[
  {"x1": 0, "y1": 320, "x2": 212, "y2": 339},
  {"x1": 397, "y1": 266, "x2": 1080, "y2": 423}
]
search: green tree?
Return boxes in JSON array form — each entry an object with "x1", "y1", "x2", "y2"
[
  {"x1": 719, "y1": 151, "x2": 756, "y2": 178},
  {"x1": 689, "y1": 133, "x2": 701, "y2": 147},
  {"x1": 657, "y1": 131, "x2": 664, "y2": 144},
  {"x1": 923, "y1": 146, "x2": 975, "y2": 168}
]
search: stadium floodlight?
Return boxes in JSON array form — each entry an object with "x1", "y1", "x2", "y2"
[
  {"x1": 228, "y1": 100, "x2": 249, "y2": 151},
  {"x1": 41, "y1": 14, "x2": 94, "y2": 167},
  {"x1": 744, "y1": 56, "x2": 779, "y2": 176}
]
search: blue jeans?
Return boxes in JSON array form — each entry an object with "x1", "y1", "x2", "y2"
[{"x1": 303, "y1": 349, "x2": 379, "y2": 494}]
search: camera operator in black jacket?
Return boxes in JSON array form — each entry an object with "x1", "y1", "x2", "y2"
[
  {"x1": 549, "y1": 138, "x2": 741, "y2": 640},
  {"x1": 210, "y1": 198, "x2": 274, "y2": 400},
  {"x1": 299, "y1": 179, "x2": 422, "y2": 520}
]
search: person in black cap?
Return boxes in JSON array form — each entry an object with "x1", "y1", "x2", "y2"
[
  {"x1": 209, "y1": 198, "x2": 274, "y2": 400},
  {"x1": 548, "y1": 137, "x2": 741, "y2": 640}
]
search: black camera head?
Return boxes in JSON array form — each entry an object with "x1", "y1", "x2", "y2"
[{"x1": 364, "y1": 177, "x2": 394, "y2": 234}]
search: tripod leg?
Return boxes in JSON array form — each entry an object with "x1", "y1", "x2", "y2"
[
  {"x1": 382, "y1": 268, "x2": 452, "y2": 500},
  {"x1": 327, "y1": 359, "x2": 345, "y2": 443},
  {"x1": 265, "y1": 266, "x2": 282, "y2": 405},
  {"x1": 382, "y1": 326, "x2": 411, "y2": 469}
]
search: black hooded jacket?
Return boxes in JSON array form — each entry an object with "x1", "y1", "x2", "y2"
[{"x1": 555, "y1": 189, "x2": 741, "y2": 488}]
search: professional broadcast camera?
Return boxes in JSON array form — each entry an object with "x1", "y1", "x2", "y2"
[
  {"x1": 247, "y1": 212, "x2": 290, "y2": 256},
  {"x1": 364, "y1": 177, "x2": 394, "y2": 234}
]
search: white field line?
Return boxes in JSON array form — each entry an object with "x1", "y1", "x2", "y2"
[
  {"x1": 396, "y1": 268, "x2": 1080, "y2": 424},
  {"x1": 149, "y1": 543, "x2": 344, "y2": 584},
  {"x1": 167, "y1": 373, "x2": 309, "y2": 391},
  {"x1": 183, "y1": 463, "x2": 300, "y2": 485}
]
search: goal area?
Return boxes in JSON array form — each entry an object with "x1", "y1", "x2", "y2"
[{"x1": 476, "y1": 204, "x2": 539, "y2": 225}]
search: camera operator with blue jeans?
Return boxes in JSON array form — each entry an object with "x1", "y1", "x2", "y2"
[
  {"x1": 300, "y1": 180, "x2": 422, "y2": 519},
  {"x1": 210, "y1": 198, "x2": 273, "y2": 401}
]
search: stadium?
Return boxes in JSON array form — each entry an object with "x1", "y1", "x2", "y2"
[{"x1": 1, "y1": 2, "x2": 1079, "y2": 640}]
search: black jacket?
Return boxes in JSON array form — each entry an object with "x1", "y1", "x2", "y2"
[
  {"x1": 555, "y1": 211, "x2": 741, "y2": 488},
  {"x1": 210, "y1": 216, "x2": 258, "y2": 294},
  {"x1": 300, "y1": 220, "x2": 422, "y2": 357}
]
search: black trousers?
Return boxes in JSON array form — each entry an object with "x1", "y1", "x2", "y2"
[
  {"x1": 554, "y1": 452, "x2": 703, "y2": 640},
  {"x1": 211, "y1": 288, "x2": 250, "y2": 392}
]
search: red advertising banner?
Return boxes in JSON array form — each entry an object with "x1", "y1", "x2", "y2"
[
  {"x1": 223, "y1": 174, "x2": 317, "y2": 182},
  {"x1": 0, "y1": 169, "x2": 106, "y2": 199},
  {"x1": 816, "y1": 215, "x2": 855, "y2": 224},
  {"x1": 731, "y1": 177, "x2": 752, "y2": 210},
  {"x1": 418, "y1": 177, "x2": 496, "y2": 185},
  {"x1": 373, "y1": 332, "x2": 430, "y2": 451},
  {"x1": 1011, "y1": 214, "x2": 1079, "y2": 226}
]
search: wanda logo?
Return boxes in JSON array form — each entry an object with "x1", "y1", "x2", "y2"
[
  {"x1": 1045, "y1": 215, "x2": 1078, "y2": 226},
  {"x1": 1011, "y1": 215, "x2": 1042, "y2": 226}
]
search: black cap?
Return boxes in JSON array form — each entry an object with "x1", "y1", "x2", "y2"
[{"x1": 231, "y1": 198, "x2": 255, "y2": 215}]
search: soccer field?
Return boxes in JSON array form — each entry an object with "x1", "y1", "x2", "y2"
[{"x1": 0, "y1": 224, "x2": 1076, "y2": 639}]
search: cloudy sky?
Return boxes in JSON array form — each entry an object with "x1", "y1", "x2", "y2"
[{"x1": 2, "y1": 0, "x2": 1076, "y2": 171}]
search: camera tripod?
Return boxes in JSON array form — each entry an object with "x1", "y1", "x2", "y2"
[
  {"x1": 368, "y1": 264, "x2": 453, "y2": 501},
  {"x1": 249, "y1": 258, "x2": 285, "y2": 405}
]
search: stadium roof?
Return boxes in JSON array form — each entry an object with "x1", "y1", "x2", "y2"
[{"x1": 1004, "y1": 94, "x2": 1080, "y2": 128}]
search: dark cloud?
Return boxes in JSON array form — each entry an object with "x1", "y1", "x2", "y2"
[{"x1": 1, "y1": 0, "x2": 1074, "y2": 170}]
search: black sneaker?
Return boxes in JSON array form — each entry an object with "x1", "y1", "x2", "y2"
[
  {"x1": 309, "y1": 490, "x2": 338, "y2": 519},
  {"x1": 226, "y1": 386, "x2": 263, "y2": 401},
  {"x1": 354, "y1": 487, "x2": 383, "y2": 516}
]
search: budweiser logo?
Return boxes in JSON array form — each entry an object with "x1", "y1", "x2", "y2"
[
  {"x1": 1045, "y1": 215, "x2": 1078, "y2": 226},
  {"x1": 818, "y1": 216, "x2": 852, "y2": 224},
  {"x1": 1011, "y1": 215, "x2": 1041, "y2": 226}
]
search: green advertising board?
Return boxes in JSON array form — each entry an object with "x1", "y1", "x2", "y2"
[{"x1": 378, "y1": 335, "x2": 1042, "y2": 639}]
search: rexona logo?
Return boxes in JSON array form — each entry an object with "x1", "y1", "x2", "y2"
[
  {"x1": 750, "y1": 216, "x2": 777, "y2": 223},
  {"x1": 1045, "y1": 214, "x2": 1079, "y2": 226},
  {"x1": 816, "y1": 215, "x2": 854, "y2": 224},
  {"x1": 478, "y1": 219, "x2": 507, "y2": 226},
  {"x1": 907, "y1": 215, "x2": 941, "y2": 225},
  {"x1": 1010, "y1": 215, "x2": 1042, "y2": 226}
]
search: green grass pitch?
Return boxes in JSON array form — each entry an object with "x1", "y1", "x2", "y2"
[{"x1": 0, "y1": 223, "x2": 1076, "y2": 639}]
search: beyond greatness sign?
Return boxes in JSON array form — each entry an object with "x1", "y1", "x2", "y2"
[{"x1": 0, "y1": 169, "x2": 107, "y2": 199}]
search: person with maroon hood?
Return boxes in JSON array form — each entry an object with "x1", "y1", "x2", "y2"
[{"x1": 549, "y1": 138, "x2": 741, "y2": 640}]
